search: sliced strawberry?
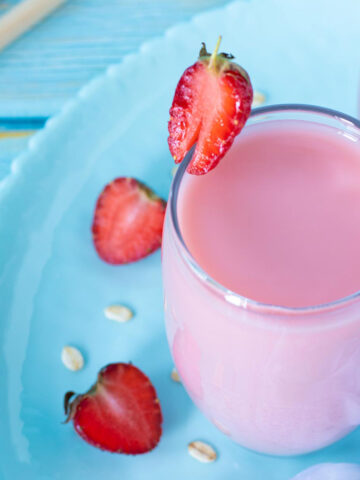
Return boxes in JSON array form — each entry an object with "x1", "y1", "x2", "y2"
[
  {"x1": 92, "y1": 177, "x2": 166, "y2": 264},
  {"x1": 64, "y1": 363, "x2": 163, "y2": 454},
  {"x1": 168, "y1": 37, "x2": 253, "y2": 175}
]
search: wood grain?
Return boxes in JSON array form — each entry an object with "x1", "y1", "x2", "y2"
[
  {"x1": 0, "y1": 0, "x2": 67, "y2": 51},
  {"x1": 0, "y1": 0, "x2": 229, "y2": 170},
  {"x1": 0, "y1": 0, "x2": 230, "y2": 118}
]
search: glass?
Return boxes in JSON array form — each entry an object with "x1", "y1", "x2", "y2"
[{"x1": 162, "y1": 105, "x2": 360, "y2": 456}]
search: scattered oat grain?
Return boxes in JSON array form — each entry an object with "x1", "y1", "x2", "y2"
[
  {"x1": 104, "y1": 305, "x2": 133, "y2": 323},
  {"x1": 188, "y1": 440, "x2": 217, "y2": 463},
  {"x1": 252, "y1": 90, "x2": 266, "y2": 107},
  {"x1": 61, "y1": 346, "x2": 84, "y2": 371},
  {"x1": 171, "y1": 367, "x2": 181, "y2": 383}
]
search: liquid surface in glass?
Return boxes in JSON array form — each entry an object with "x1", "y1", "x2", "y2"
[{"x1": 178, "y1": 119, "x2": 360, "y2": 307}]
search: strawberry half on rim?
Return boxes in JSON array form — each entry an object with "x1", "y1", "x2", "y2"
[{"x1": 168, "y1": 36, "x2": 253, "y2": 175}]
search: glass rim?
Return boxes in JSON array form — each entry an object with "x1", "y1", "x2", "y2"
[{"x1": 169, "y1": 103, "x2": 360, "y2": 314}]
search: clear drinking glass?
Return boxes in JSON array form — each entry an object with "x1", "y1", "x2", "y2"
[{"x1": 162, "y1": 105, "x2": 360, "y2": 456}]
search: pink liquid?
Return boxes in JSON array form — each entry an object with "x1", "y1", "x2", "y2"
[
  {"x1": 162, "y1": 113, "x2": 360, "y2": 455},
  {"x1": 179, "y1": 120, "x2": 360, "y2": 308}
]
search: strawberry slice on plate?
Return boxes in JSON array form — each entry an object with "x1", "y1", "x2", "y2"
[
  {"x1": 168, "y1": 36, "x2": 253, "y2": 175},
  {"x1": 92, "y1": 177, "x2": 166, "y2": 265},
  {"x1": 64, "y1": 363, "x2": 163, "y2": 454}
]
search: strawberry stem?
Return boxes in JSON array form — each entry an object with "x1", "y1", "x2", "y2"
[
  {"x1": 208, "y1": 35, "x2": 222, "y2": 70},
  {"x1": 63, "y1": 391, "x2": 77, "y2": 424}
]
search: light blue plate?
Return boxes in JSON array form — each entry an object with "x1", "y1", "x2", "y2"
[{"x1": 1, "y1": 1, "x2": 360, "y2": 478}]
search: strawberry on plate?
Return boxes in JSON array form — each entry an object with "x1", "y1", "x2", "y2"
[
  {"x1": 92, "y1": 177, "x2": 166, "y2": 265},
  {"x1": 168, "y1": 36, "x2": 253, "y2": 175},
  {"x1": 64, "y1": 363, "x2": 163, "y2": 454}
]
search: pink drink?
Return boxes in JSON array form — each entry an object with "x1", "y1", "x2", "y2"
[
  {"x1": 162, "y1": 106, "x2": 360, "y2": 455},
  {"x1": 179, "y1": 119, "x2": 360, "y2": 308}
]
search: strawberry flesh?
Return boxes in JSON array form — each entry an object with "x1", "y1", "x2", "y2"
[
  {"x1": 64, "y1": 363, "x2": 163, "y2": 454},
  {"x1": 92, "y1": 177, "x2": 166, "y2": 264},
  {"x1": 168, "y1": 41, "x2": 253, "y2": 175}
]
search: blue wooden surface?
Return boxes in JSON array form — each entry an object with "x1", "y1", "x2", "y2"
[
  {"x1": 0, "y1": 0, "x2": 230, "y2": 118},
  {"x1": 0, "y1": 0, "x2": 230, "y2": 168}
]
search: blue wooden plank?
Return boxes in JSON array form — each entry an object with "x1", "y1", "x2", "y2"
[
  {"x1": 0, "y1": 117, "x2": 46, "y2": 169},
  {"x1": 0, "y1": 117, "x2": 47, "y2": 130},
  {"x1": 0, "y1": 0, "x2": 231, "y2": 166},
  {"x1": 0, "y1": 0, "x2": 231, "y2": 117}
]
